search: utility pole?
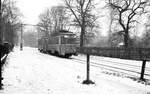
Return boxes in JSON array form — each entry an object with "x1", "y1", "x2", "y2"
[
  {"x1": 0, "y1": 0, "x2": 3, "y2": 89},
  {"x1": 0, "y1": 0, "x2": 2, "y2": 43},
  {"x1": 82, "y1": 54, "x2": 95, "y2": 84},
  {"x1": 20, "y1": 24, "x2": 23, "y2": 51}
]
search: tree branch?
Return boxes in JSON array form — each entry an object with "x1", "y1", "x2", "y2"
[{"x1": 64, "y1": 0, "x2": 81, "y2": 26}]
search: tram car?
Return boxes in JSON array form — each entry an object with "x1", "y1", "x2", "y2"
[{"x1": 38, "y1": 30, "x2": 79, "y2": 58}]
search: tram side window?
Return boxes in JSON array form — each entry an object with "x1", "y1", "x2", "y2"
[
  {"x1": 61, "y1": 35, "x2": 78, "y2": 44},
  {"x1": 49, "y1": 37, "x2": 59, "y2": 44},
  {"x1": 68, "y1": 37, "x2": 77, "y2": 44},
  {"x1": 61, "y1": 36, "x2": 67, "y2": 44},
  {"x1": 54, "y1": 37, "x2": 59, "y2": 44},
  {"x1": 48, "y1": 38, "x2": 52, "y2": 44},
  {"x1": 38, "y1": 39, "x2": 41, "y2": 45}
]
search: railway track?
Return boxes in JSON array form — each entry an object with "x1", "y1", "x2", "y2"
[
  {"x1": 94, "y1": 58, "x2": 150, "y2": 71},
  {"x1": 71, "y1": 57, "x2": 150, "y2": 81}
]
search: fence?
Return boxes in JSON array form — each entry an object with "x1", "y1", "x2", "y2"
[{"x1": 77, "y1": 47, "x2": 150, "y2": 61}]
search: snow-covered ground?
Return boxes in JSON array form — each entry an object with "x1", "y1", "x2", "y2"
[
  {"x1": 0, "y1": 47, "x2": 150, "y2": 94},
  {"x1": 72, "y1": 54, "x2": 150, "y2": 80}
]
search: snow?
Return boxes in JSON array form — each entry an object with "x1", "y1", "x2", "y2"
[
  {"x1": 0, "y1": 47, "x2": 150, "y2": 94},
  {"x1": 72, "y1": 54, "x2": 150, "y2": 80}
]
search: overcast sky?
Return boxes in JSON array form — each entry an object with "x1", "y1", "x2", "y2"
[{"x1": 15, "y1": 0, "x2": 62, "y2": 25}]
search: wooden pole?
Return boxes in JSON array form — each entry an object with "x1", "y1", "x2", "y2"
[
  {"x1": 82, "y1": 54, "x2": 94, "y2": 84},
  {"x1": 86, "y1": 54, "x2": 90, "y2": 81},
  {"x1": 20, "y1": 24, "x2": 23, "y2": 51},
  {"x1": 0, "y1": 0, "x2": 3, "y2": 89},
  {"x1": 0, "y1": 0, "x2": 2, "y2": 43},
  {"x1": 140, "y1": 60, "x2": 146, "y2": 81}
]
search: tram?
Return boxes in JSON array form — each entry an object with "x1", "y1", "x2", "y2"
[{"x1": 38, "y1": 30, "x2": 79, "y2": 58}]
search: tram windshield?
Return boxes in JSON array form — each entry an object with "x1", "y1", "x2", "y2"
[{"x1": 61, "y1": 34, "x2": 79, "y2": 44}]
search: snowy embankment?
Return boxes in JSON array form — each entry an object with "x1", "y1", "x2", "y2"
[
  {"x1": 72, "y1": 54, "x2": 150, "y2": 81},
  {"x1": 0, "y1": 47, "x2": 150, "y2": 94}
]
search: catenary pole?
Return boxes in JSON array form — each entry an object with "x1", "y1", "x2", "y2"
[
  {"x1": 0, "y1": 0, "x2": 2, "y2": 43},
  {"x1": 0, "y1": 0, "x2": 3, "y2": 89},
  {"x1": 20, "y1": 24, "x2": 23, "y2": 50}
]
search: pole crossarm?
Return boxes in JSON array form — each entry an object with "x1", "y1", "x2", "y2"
[{"x1": 21, "y1": 24, "x2": 43, "y2": 27}]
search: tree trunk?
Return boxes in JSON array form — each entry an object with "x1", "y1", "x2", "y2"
[
  {"x1": 124, "y1": 30, "x2": 129, "y2": 48},
  {"x1": 80, "y1": 25, "x2": 85, "y2": 47}
]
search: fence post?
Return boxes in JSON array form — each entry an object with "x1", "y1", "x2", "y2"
[
  {"x1": 140, "y1": 60, "x2": 146, "y2": 81},
  {"x1": 82, "y1": 54, "x2": 94, "y2": 84}
]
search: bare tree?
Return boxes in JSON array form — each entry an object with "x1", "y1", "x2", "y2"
[
  {"x1": 107, "y1": 0, "x2": 149, "y2": 48},
  {"x1": 37, "y1": 8, "x2": 52, "y2": 38},
  {"x1": 51, "y1": 5, "x2": 69, "y2": 32},
  {"x1": 1, "y1": 0, "x2": 22, "y2": 44},
  {"x1": 37, "y1": 5, "x2": 69, "y2": 38},
  {"x1": 63, "y1": 0, "x2": 97, "y2": 47},
  {"x1": 141, "y1": 14, "x2": 150, "y2": 47},
  {"x1": 104, "y1": 3, "x2": 115, "y2": 47},
  {"x1": 23, "y1": 30, "x2": 38, "y2": 47}
]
